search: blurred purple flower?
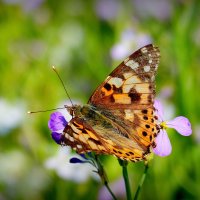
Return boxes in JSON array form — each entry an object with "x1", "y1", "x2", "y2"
[
  {"x1": 153, "y1": 100, "x2": 192, "y2": 156},
  {"x1": 159, "y1": 86, "x2": 173, "y2": 99},
  {"x1": 48, "y1": 112, "x2": 67, "y2": 144},
  {"x1": 110, "y1": 28, "x2": 152, "y2": 60},
  {"x1": 94, "y1": 0, "x2": 121, "y2": 20},
  {"x1": 132, "y1": 0, "x2": 172, "y2": 21},
  {"x1": 98, "y1": 178, "x2": 125, "y2": 200},
  {"x1": 3, "y1": 0, "x2": 44, "y2": 12}
]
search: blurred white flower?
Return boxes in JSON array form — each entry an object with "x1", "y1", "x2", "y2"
[
  {"x1": 110, "y1": 28, "x2": 152, "y2": 60},
  {"x1": 159, "y1": 86, "x2": 174, "y2": 99},
  {"x1": 0, "y1": 150, "x2": 50, "y2": 196},
  {"x1": 0, "y1": 98, "x2": 25, "y2": 135},
  {"x1": 0, "y1": 150, "x2": 27, "y2": 185},
  {"x1": 94, "y1": 0, "x2": 121, "y2": 20},
  {"x1": 45, "y1": 146, "x2": 98, "y2": 183}
]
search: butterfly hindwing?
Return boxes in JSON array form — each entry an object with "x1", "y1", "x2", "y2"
[{"x1": 63, "y1": 115, "x2": 147, "y2": 162}]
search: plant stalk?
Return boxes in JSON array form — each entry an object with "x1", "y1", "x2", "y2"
[
  {"x1": 95, "y1": 155, "x2": 118, "y2": 200},
  {"x1": 133, "y1": 163, "x2": 149, "y2": 200},
  {"x1": 119, "y1": 160, "x2": 132, "y2": 200}
]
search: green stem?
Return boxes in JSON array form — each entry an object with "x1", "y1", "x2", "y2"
[
  {"x1": 95, "y1": 155, "x2": 118, "y2": 200},
  {"x1": 104, "y1": 181, "x2": 118, "y2": 200},
  {"x1": 118, "y1": 160, "x2": 132, "y2": 200},
  {"x1": 133, "y1": 163, "x2": 149, "y2": 200}
]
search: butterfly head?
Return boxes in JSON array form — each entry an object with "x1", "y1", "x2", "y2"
[{"x1": 65, "y1": 105, "x2": 82, "y2": 118}]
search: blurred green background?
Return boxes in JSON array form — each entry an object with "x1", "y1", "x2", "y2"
[{"x1": 0, "y1": 0, "x2": 200, "y2": 199}]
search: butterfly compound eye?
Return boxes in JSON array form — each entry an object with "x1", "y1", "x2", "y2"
[{"x1": 65, "y1": 106, "x2": 74, "y2": 116}]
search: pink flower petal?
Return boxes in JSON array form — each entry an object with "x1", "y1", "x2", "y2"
[
  {"x1": 153, "y1": 130, "x2": 172, "y2": 157},
  {"x1": 166, "y1": 116, "x2": 192, "y2": 136},
  {"x1": 154, "y1": 100, "x2": 164, "y2": 121}
]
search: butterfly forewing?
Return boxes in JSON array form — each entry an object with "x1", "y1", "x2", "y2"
[
  {"x1": 88, "y1": 44, "x2": 160, "y2": 108},
  {"x1": 63, "y1": 44, "x2": 160, "y2": 162}
]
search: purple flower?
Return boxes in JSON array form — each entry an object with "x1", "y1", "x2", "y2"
[
  {"x1": 69, "y1": 153, "x2": 94, "y2": 164},
  {"x1": 153, "y1": 100, "x2": 192, "y2": 157},
  {"x1": 94, "y1": 0, "x2": 121, "y2": 20},
  {"x1": 70, "y1": 157, "x2": 85, "y2": 164},
  {"x1": 48, "y1": 112, "x2": 68, "y2": 144},
  {"x1": 110, "y1": 28, "x2": 152, "y2": 60}
]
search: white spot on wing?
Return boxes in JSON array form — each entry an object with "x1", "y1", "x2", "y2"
[
  {"x1": 141, "y1": 47, "x2": 148, "y2": 53},
  {"x1": 135, "y1": 83, "x2": 150, "y2": 93},
  {"x1": 69, "y1": 136, "x2": 75, "y2": 142},
  {"x1": 124, "y1": 75, "x2": 141, "y2": 85},
  {"x1": 65, "y1": 134, "x2": 69, "y2": 139},
  {"x1": 125, "y1": 60, "x2": 139, "y2": 70},
  {"x1": 108, "y1": 77, "x2": 123, "y2": 88},
  {"x1": 151, "y1": 75, "x2": 155, "y2": 81},
  {"x1": 123, "y1": 84, "x2": 133, "y2": 93},
  {"x1": 124, "y1": 57, "x2": 129, "y2": 63},
  {"x1": 144, "y1": 66, "x2": 150, "y2": 72},
  {"x1": 123, "y1": 72, "x2": 133, "y2": 79}
]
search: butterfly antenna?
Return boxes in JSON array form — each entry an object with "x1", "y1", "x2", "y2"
[
  {"x1": 27, "y1": 107, "x2": 65, "y2": 114},
  {"x1": 52, "y1": 66, "x2": 74, "y2": 106}
]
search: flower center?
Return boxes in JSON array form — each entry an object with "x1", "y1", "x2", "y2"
[{"x1": 160, "y1": 121, "x2": 168, "y2": 130}]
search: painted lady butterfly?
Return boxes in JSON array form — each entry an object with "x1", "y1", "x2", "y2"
[{"x1": 62, "y1": 44, "x2": 160, "y2": 162}]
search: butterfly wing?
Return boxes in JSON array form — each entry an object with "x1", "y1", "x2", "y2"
[
  {"x1": 88, "y1": 44, "x2": 160, "y2": 149},
  {"x1": 63, "y1": 116, "x2": 148, "y2": 162},
  {"x1": 63, "y1": 44, "x2": 160, "y2": 162},
  {"x1": 89, "y1": 44, "x2": 159, "y2": 109}
]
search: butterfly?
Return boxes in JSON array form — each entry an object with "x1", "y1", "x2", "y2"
[{"x1": 62, "y1": 44, "x2": 160, "y2": 162}]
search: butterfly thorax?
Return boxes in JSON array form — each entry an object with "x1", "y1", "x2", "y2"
[
  {"x1": 65, "y1": 104, "x2": 82, "y2": 117},
  {"x1": 66, "y1": 104, "x2": 116, "y2": 128}
]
